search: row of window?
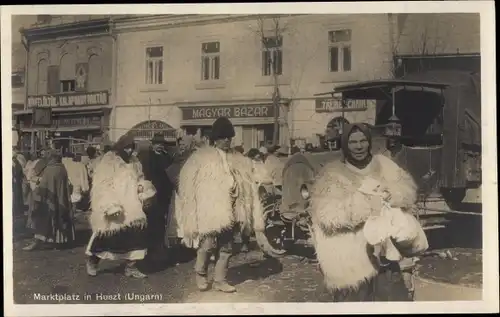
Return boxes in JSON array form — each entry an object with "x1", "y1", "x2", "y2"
[
  {"x1": 32, "y1": 54, "x2": 104, "y2": 95},
  {"x1": 145, "y1": 29, "x2": 353, "y2": 86},
  {"x1": 24, "y1": 29, "x2": 352, "y2": 93}
]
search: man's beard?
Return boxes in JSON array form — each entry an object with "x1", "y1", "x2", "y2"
[{"x1": 153, "y1": 147, "x2": 166, "y2": 155}]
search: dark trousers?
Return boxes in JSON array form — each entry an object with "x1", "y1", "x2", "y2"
[
  {"x1": 332, "y1": 262, "x2": 412, "y2": 302},
  {"x1": 145, "y1": 199, "x2": 169, "y2": 254},
  {"x1": 194, "y1": 228, "x2": 235, "y2": 275}
]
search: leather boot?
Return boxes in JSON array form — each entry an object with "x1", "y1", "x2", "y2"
[
  {"x1": 194, "y1": 249, "x2": 210, "y2": 291},
  {"x1": 212, "y1": 251, "x2": 236, "y2": 293},
  {"x1": 124, "y1": 261, "x2": 147, "y2": 278},
  {"x1": 23, "y1": 239, "x2": 42, "y2": 251},
  {"x1": 86, "y1": 256, "x2": 100, "y2": 277}
]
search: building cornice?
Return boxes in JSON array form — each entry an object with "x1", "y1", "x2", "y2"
[
  {"x1": 112, "y1": 14, "x2": 303, "y2": 33},
  {"x1": 21, "y1": 18, "x2": 112, "y2": 43}
]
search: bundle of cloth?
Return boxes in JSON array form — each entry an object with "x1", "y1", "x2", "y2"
[{"x1": 62, "y1": 156, "x2": 90, "y2": 204}]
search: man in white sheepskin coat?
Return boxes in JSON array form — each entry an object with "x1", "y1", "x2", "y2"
[
  {"x1": 85, "y1": 135, "x2": 156, "y2": 279},
  {"x1": 176, "y1": 117, "x2": 265, "y2": 293},
  {"x1": 309, "y1": 123, "x2": 428, "y2": 301}
]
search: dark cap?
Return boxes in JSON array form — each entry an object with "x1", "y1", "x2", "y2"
[{"x1": 211, "y1": 117, "x2": 235, "y2": 141}]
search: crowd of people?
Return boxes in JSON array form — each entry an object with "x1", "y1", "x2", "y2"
[
  {"x1": 11, "y1": 125, "x2": 285, "y2": 278},
  {"x1": 11, "y1": 116, "x2": 428, "y2": 301}
]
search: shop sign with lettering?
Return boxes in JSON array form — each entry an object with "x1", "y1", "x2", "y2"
[
  {"x1": 27, "y1": 91, "x2": 109, "y2": 108},
  {"x1": 53, "y1": 116, "x2": 102, "y2": 127},
  {"x1": 315, "y1": 97, "x2": 368, "y2": 113},
  {"x1": 182, "y1": 105, "x2": 275, "y2": 120},
  {"x1": 19, "y1": 115, "x2": 102, "y2": 129}
]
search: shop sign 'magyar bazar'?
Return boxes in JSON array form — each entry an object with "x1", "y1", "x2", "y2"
[
  {"x1": 182, "y1": 104, "x2": 275, "y2": 120},
  {"x1": 27, "y1": 91, "x2": 109, "y2": 108}
]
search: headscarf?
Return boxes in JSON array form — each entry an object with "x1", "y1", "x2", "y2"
[
  {"x1": 112, "y1": 134, "x2": 135, "y2": 163},
  {"x1": 341, "y1": 123, "x2": 373, "y2": 169}
]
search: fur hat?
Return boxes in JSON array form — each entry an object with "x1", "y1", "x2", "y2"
[{"x1": 211, "y1": 117, "x2": 235, "y2": 141}]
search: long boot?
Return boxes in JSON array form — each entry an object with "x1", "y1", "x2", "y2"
[
  {"x1": 86, "y1": 255, "x2": 100, "y2": 277},
  {"x1": 124, "y1": 261, "x2": 147, "y2": 278},
  {"x1": 22, "y1": 238, "x2": 42, "y2": 251},
  {"x1": 212, "y1": 251, "x2": 236, "y2": 293},
  {"x1": 194, "y1": 249, "x2": 210, "y2": 291}
]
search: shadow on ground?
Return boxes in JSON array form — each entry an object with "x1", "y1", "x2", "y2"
[{"x1": 228, "y1": 256, "x2": 283, "y2": 286}]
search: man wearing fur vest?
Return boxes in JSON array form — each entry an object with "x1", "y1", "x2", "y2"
[
  {"x1": 308, "y1": 123, "x2": 428, "y2": 301},
  {"x1": 85, "y1": 135, "x2": 156, "y2": 278},
  {"x1": 176, "y1": 117, "x2": 265, "y2": 293}
]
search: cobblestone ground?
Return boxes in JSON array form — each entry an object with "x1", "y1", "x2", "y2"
[{"x1": 11, "y1": 211, "x2": 482, "y2": 304}]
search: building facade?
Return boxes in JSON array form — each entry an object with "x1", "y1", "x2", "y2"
[
  {"x1": 14, "y1": 13, "x2": 480, "y2": 153},
  {"x1": 112, "y1": 14, "x2": 394, "y2": 150},
  {"x1": 14, "y1": 16, "x2": 115, "y2": 154}
]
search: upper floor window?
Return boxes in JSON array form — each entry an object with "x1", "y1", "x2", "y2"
[
  {"x1": 262, "y1": 36, "x2": 283, "y2": 76},
  {"x1": 12, "y1": 71, "x2": 25, "y2": 88},
  {"x1": 145, "y1": 46, "x2": 164, "y2": 85},
  {"x1": 60, "y1": 80, "x2": 76, "y2": 93},
  {"x1": 328, "y1": 29, "x2": 352, "y2": 73},
  {"x1": 36, "y1": 59, "x2": 49, "y2": 94},
  {"x1": 201, "y1": 42, "x2": 220, "y2": 81}
]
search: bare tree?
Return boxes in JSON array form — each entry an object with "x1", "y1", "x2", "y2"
[
  {"x1": 389, "y1": 13, "x2": 453, "y2": 78},
  {"x1": 250, "y1": 15, "x2": 324, "y2": 149},
  {"x1": 253, "y1": 15, "x2": 291, "y2": 146}
]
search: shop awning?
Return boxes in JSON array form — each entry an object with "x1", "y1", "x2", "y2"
[
  {"x1": 20, "y1": 125, "x2": 102, "y2": 132},
  {"x1": 13, "y1": 105, "x2": 112, "y2": 116}
]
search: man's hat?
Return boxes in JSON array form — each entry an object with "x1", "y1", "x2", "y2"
[
  {"x1": 151, "y1": 133, "x2": 167, "y2": 145},
  {"x1": 211, "y1": 117, "x2": 235, "y2": 141}
]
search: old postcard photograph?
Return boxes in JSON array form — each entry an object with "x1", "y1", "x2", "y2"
[{"x1": 2, "y1": 1, "x2": 498, "y2": 316}]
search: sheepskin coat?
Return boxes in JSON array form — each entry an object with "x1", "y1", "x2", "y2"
[
  {"x1": 309, "y1": 154, "x2": 418, "y2": 292},
  {"x1": 175, "y1": 145, "x2": 265, "y2": 244},
  {"x1": 89, "y1": 151, "x2": 148, "y2": 236}
]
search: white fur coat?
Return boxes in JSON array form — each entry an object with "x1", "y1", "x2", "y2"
[
  {"x1": 175, "y1": 146, "x2": 265, "y2": 244},
  {"x1": 309, "y1": 154, "x2": 418, "y2": 292},
  {"x1": 89, "y1": 152, "x2": 150, "y2": 236}
]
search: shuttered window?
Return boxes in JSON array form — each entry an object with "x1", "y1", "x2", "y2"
[{"x1": 47, "y1": 65, "x2": 60, "y2": 94}]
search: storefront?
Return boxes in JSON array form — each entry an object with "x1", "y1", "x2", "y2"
[
  {"x1": 15, "y1": 91, "x2": 111, "y2": 154},
  {"x1": 179, "y1": 103, "x2": 281, "y2": 151},
  {"x1": 304, "y1": 95, "x2": 375, "y2": 148}
]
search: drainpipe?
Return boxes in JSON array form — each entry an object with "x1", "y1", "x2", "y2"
[{"x1": 109, "y1": 17, "x2": 118, "y2": 143}]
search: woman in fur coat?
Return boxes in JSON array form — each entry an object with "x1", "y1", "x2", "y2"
[
  {"x1": 309, "y1": 123, "x2": 428, "y2": 301},
  {"x1": 85, "y1": 135, "x2": 156, "y2": 278},
  {"x1": 176, "y1": 117, "x2": 265, "y2": 293}
]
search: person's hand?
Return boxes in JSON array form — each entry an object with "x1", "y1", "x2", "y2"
[
  {"x1": 381, "y1": 189, "x2": 392, "y2": 202},
  {"x1": 142, "y1": 198, "x2": 153, "y2": 210},
  {"x1": 104, "y1": 206, "x2": 122, "y2": 218}
]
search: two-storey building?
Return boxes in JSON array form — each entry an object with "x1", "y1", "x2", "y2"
[
  {"x1": 14, "y1": 15, "x2": 115, "y2": 154},
  {"x1": 112, "y1": 14, "x2": 394, "y2": 150},
  {"x1": 14, "y1": 13, "x2": 480, "y2": 153}
]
